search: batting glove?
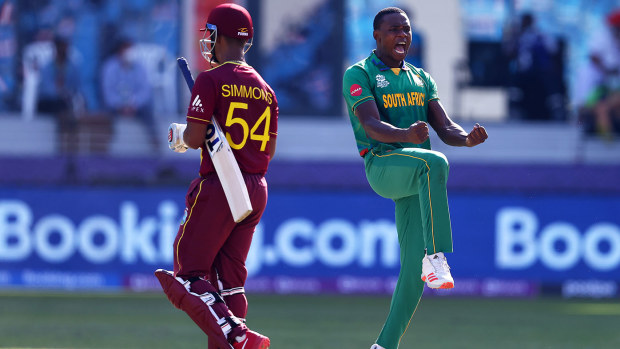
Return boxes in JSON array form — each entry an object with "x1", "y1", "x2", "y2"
[{"x1": 168, "y1": 123, "x2": 188, "y2": 153}]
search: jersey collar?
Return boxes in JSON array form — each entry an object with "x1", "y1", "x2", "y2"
[{"x1": 370, "y1": 50, "x2": 409, "y2": 71}]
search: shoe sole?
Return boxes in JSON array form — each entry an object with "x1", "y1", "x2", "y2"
[{"x1": 432, "y1": 282, "x2": 454, "y2": 289}]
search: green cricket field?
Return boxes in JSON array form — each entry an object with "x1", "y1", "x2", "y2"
[{"x1": 1, "y1": 291, "x2": 619, "y2": 348}]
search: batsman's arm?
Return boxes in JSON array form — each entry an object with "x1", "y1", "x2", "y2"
[
  {"x1": 184, "y1": 121, "x2": 208, "y2": 149},
  {"x1": 176, "y1": 57, "x2": 217, "y2": 150},
  {"x1": 269, "y1": 135, "x2": 277, "y2": 160}
]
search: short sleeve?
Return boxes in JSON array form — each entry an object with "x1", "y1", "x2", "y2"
[
  {"x1": 186, "y1": 72, "x2": 217, "y2": 124},
  {"x1": 342, "y1": 65, "x2": 374, "y2": 112},
  {"x1": 421, "y1": 70, "x2": 439, "y2": 102},
  {"x1": 270, "y1": 89, "x2": 279, "y2": 138}
]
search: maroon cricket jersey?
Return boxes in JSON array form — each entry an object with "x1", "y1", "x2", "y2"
[{"x1": 186, "y1": 61, "x2": 278, "y2": 176}]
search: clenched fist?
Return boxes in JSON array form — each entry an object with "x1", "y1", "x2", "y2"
[
  {"x1": 465, "y1": 123, "x2": 488, "y2": 147},
  {"x1": 406, "y1": 121, "x2": 429, "y2": 144}
]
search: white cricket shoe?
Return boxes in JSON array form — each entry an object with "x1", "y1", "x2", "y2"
[
  {"x1": 421, "y1": 252, "x2": 454, "y2": 289},
  {"x1": 370, "y1": 344, "x2": 386, "y2": 349}
]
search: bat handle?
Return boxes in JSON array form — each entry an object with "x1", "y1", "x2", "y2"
[{"x1": 177, "y1": 57, "x2": 195, "y2": 90}]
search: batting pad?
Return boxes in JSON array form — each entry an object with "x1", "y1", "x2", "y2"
[{"x1": 155, "y1": 269, "x2": 244, "y2": 349}]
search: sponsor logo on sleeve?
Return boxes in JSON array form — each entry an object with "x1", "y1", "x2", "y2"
[
  {"x1": 350, "y1": 84, "x2": 362, "y2": 97},
  {"x1": 191, "y1": 95, "x2": 204, "y2": 113}
]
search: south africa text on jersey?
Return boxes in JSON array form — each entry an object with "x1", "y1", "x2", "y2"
[
  {"x1": 221, "y1": 84, "x2": 274, "y2": 105},
  {"x1": 383, "y1": 91, "x2": 425, "y2": 109}
]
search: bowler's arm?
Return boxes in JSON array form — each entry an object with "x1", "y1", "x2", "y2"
[
  {"x1": 355, "y1": 100, "x2": 429, "y2": 144},
  {"x1": 427, "y1": 99, "x2": 488, "y2": 147}
]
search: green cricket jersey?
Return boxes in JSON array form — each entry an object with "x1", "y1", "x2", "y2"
[{"x1": 342, "y1": 50, "x2": 439, "y2": 155}]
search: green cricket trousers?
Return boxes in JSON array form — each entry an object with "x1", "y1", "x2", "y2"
[{"x1": 364, "y1": 143, "x2": 454, "y2": 349}]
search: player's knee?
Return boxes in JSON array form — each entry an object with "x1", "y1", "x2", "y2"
[
  {"x1": 427, "y1": 152, "x2": 449, "y2": 172},
  {"x1": 189, "y1": 277, "x2": 212, "y2": 294},
  {"x1": 425, "y1": 152, "x2": 449, "y2": 185}
]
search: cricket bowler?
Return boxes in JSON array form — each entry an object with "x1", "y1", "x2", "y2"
[
  {"x1": 342, "y1": 7, "x2": 488, "y2": 349},
  {"x1": 155, "y1": 4, "x2": 277, "y2": 349}
]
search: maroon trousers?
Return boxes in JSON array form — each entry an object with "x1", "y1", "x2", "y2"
[{"x1": 173, "y1": 172, "x2": 267, "y2": 321}]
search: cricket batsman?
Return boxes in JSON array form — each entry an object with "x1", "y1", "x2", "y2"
[
  {"x1": 155, "y1": 4, "x2": 277, "y2": 349},
  {"x1": 342, "y1": 7, "x2": 488, "y2": 349}
]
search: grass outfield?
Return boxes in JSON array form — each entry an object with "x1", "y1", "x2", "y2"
[{"x1": 1, "y1": 292, "x2": 619, "y2": 349}]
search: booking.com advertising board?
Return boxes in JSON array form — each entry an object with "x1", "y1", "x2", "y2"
[{"x1": 0, "y1": 187, "x2": 619, "y2": 298}]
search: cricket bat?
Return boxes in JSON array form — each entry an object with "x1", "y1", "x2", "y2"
[{"x1": 175, "y1": 57, "x2": 253, "y2": 223}]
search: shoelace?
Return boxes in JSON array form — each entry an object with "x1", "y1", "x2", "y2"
[{"x1": 430, "y1": 255, "x2": 450, "y2": 274}]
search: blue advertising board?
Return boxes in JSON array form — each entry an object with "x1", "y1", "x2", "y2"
[{"x1": 1, "y1": 187, "x2": 619, "y2": 297}]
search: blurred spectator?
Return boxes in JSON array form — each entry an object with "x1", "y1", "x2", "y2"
[
  {"x1": 101, "y1": 37, "x2": 158, "y2": 147},
  {"x1": 260, "y1": 1, "x2": 341, "y2": 116},
  {"x1": 575, "y1": 9, "x2": 620, "y2": 140},
  {"x1": 0, "y1": 0, "x2": 16, "y2": 112},
  {"x1": 37, "y1": 35, "x2": 84, "y2": 153},
  {"x1": 503, "y1": 13, "x2": 563, "y2": 121}
]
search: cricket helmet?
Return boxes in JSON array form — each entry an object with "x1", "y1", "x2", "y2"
[{"x1": 200, "y1": 3, "x2": 254, "y2": 62}]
